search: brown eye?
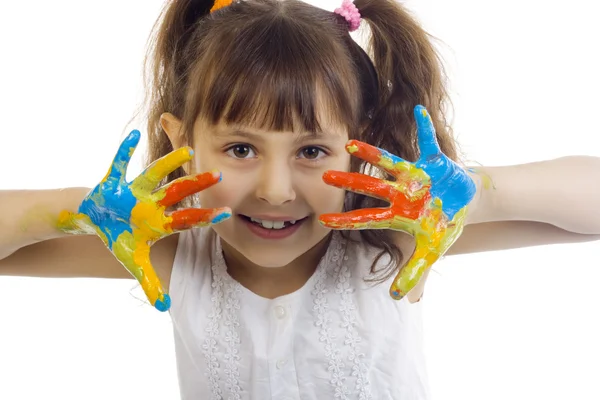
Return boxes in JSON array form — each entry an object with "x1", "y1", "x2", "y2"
[
  {"x1": 300, "y1": 146, "x2": 325, "y2": 160},
  {"x1": 226, "y1": 144, "x2": 255, "y2": 159}
]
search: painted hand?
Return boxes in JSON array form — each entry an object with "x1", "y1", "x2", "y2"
[
  {"x1": 319, "y1": 105, "x2": 476, "y2": 300},
  {"x1": 57, "y1": 130, "x2": 231, "y2": 311}
]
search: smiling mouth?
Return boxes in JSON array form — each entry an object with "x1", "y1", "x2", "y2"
[
  {"x1": 238, "y1": 215, "x2": 309, "y2": 230},
  {"x1": 237, "y1": 214, "x2": 309, "y2": 240}
]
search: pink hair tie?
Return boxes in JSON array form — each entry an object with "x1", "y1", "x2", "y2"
[{"x1": 334, "y1": 0, "x2": 361, "y2": 32}]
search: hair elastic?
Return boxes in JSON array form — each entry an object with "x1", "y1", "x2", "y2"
[
  {"x1": 210, "y1": 0, "x2": 233, "y2": 12},
  {"x1": 334, "y1": 0, "x2": 361, "y2": 32}
]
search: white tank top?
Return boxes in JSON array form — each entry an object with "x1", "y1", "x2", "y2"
[{"x1": 169, "y1": 228, "x2": 430, "y2": 400}]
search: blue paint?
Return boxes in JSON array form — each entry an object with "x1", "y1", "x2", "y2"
[
  {"x1": 212, "y1": 212, "x2": 232, "y2": 224},
  {"x1": 376, "y1": 147, "x2": 408, "y2": 166},
  {"x1": 78, "y1": 130, "x2": 140, "y2": 249},
  {"x1": 412, "y1": 105, "x2": 476, "y2": 220},
  {"x1": 108, "y1": 130, "x2": 140, "y2": 181},
  {"x1": 155, "y1": 294, "x2": 171, "y2": 312}
]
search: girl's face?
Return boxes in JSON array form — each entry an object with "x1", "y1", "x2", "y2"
[{"x1": 191, "y1": 116, "x2": 351, "y2": 268}]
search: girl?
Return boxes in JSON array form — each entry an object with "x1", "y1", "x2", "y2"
[{"x1": 1, "y1": 0, "x2": 599, "y2": 399}]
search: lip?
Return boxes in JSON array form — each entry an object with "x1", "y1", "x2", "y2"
[
  {"x1": 241, "y1": 214, "x2": 306, "y2": 222},
  {"x1": 238, "y1": 215, "x2": 308, "y2": 240}
]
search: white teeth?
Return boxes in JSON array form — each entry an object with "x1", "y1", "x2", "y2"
[
  {"x1": 261, "y1": 220, "x2": 274, "y2": 229},
  {"x1": 271, "y1": 221, "x2": 285, "y2": 229},
  {"x1": 249, "y1": 217, "x2": 291, "y2": 230},
  {"x1": 290, "y1": 220, "x2": 296, "y2": 224}
]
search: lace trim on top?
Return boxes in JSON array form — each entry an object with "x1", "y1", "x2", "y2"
[
  {"x1": 312, "y1": 233, "x2": 350, "y2": 398},
  {"x1": 200, "y1": 232, "x2": 372, "y2": 399},
  {"x1": 201, "y1": 237, "x2": 242, "y2": 400},
  {"x1": 334, "y1": 243, "x2": 373, "y2": 399}
]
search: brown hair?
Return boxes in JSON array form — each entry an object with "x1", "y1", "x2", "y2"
[{"x1": 142, "y1": 0, "x2": 459, "y2": 280}]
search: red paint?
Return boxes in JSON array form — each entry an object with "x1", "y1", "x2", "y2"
[
  {"x1": 346, "y1": 140, "x2": 384, "y2": 168},
  {"x1": 323, "y1": 171, "x2": 396, "y2": 201},
  {"x1": 319, "y1": 208, "x2": 394, "y2": 228},
  {"x1": 169, "y1": 208, "x2": 215, "y2": 230},
  {"x1": 240, "y1": 215, "x2": 305, "y2": 239},
  {"x1": 158, "y1": 171, "x2": 221, "y2": 207},
  {"x1": 320, "y1": 169, "x2": 431, "y2": 229}
]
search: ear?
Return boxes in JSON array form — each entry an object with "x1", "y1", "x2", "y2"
[
  {"x1": 160, "y1": 112, "x2": 194, "y2": 174},
  {"x1": 160, "y1": 112, "x2": 186, "y2": 149}
]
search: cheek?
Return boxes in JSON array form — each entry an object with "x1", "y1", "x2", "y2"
[
  {"x1": 197, "y1": 169, "x2": 249, "y2": 209},
  {"x1": 302, "y1": 156, "x2": 350, "y2": 213},
  {"x1": 314, "y1": 184, "x2": 346, "y2": 213},
  {"x1": 191, "y1": 151, "x2": 235, "y2": 208}
]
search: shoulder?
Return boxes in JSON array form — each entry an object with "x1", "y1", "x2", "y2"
[
  {"x1": 151, "y1": 227, "x2": 215, "y2": 292},
  {"x1": 151, "y1": 233, "x2": 180, "y2": 290},
  {"x1": 344, "y1": 230, "x2": 424, "y2": 303}
]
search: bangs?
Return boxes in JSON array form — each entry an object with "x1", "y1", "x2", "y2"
[{"x1": 185, "y1": 6, "x2": 363, "y2": 135}]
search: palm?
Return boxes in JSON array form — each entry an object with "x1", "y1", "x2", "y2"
[
  {"x1": 319, "y1": 105, "x2": 476, "y2": 299},
  {"x1": 59, "y1": 130, "x2": 231, "y2": 311}
]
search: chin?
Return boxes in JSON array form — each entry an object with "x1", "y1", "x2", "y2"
[{"x1": 242, "y1": 250, "x2": 300, "y2": 268}]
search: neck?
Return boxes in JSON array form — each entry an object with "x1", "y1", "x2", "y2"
[{"x1": 221, "y1": 233, "x2": 332, "y2": 299}]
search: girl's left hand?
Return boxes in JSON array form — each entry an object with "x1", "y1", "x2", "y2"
[{"x1": 319, "y1": 105, "x2": 477, "y2": 300}]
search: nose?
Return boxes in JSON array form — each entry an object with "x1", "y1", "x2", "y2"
[{"x1": 255, "y1": 161, "x2": 296, "y2": 206}]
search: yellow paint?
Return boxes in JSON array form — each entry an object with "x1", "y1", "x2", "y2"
[
  {"x1": 53, "y1": 138, "x2": 203, "y2": 311},
  {"x1": 469, "y1": 167, "x2": 496, "y2": 190},
  {"x1": 389, "y1": 206, "x2": 468, "y2": 299},
  {"x1": 130, "y1": 202, "x2": 172, "y2": 241},
  {"x1": 347, "y1": 144, "x2": 359, "y2": 154},
  {"x1": 112, "y1": 232, "x2": 164, "y2": 306},
  {"x1": 101, "y1": 166, "x2": 113, "y2": 184},
  {"x1": 113, "y1": 232, "x2": 142, "y2": 280},
  {"x1": 480, "y1": 174, "x2": 495, "y2": 190},
  {"x1": 56, "y1": 211, "x2": 109, "y2": 244},
  {"x1": 132, "y1": 147, "x2": 193, "y2": 195}
]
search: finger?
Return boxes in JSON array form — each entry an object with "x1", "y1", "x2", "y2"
[
  {"x1": 113, "y1": 232, "x2": 171, "y2": 312},
  {"x1": 104, "y1": 130, "x2": 141, "y2": 182},
  {"x1": 414, "y1": 105, "x2": 441, "y2": 159},
  {"x1": 166, "y1": 206, "x2": 232, "y2": 231},
  {"x1": 319, "y1": 208, "x2": 395, "y2": 230},
  {"x1": 322, "y1": 170, "x2": 396, "y2": 202},
  {"x1": 155, "y1": 170, "x2": 222, "y2": 207},
  {"x1": 134, "y1": 147, "x2": 195, "y2": 191},
  {"x1": 345, "y1": 140, "x2": 414, "y2": 177},
  {"x1": 389, "y1": 241, "x2": 440, "y2": 300},
  {"x1": 136, "y1": 246, "x2": 171, "y2": 312}
]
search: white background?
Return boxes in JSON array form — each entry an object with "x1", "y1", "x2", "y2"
[{"x1": 1, "y1": 0, "x2": 599, "y2": 399}]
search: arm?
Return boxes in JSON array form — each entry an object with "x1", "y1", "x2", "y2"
[
  {"x1": 0, "y1": 188, "x2": 90, "y2": 258},
  {"x1": 1, "y1": 131, "x2": 230, "y2": 311},
  {"x1": 320, "y1": 107, "x2": 600, "y2": 301},
  {"x1": 0, "y1": 188, "x2": 178, "y2": 284},
  {"x1": 448, "y1": 155, "x2": 600, "y2": 255},
  {"x1": 407, "y1": 156, "x2": 600, "y2": 302}
]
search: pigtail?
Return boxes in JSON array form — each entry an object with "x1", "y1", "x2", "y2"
[
  {"x1": 143, "y1": 0, "x2": 215, "y2": 186},
  {"x1": 349, "y1": 0, "x2": 460, "y2": 278},
  {"x1": 355, "y1": 0, "x2": 457, "y2": 161}
]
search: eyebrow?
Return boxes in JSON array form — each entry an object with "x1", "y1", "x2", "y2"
[{"x1": 215, "y1": 129, "x2": 342, "y2": 143}]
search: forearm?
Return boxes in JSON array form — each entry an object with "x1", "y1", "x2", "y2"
[
  {"x1": 466, "y1": 156, "x2": 600, "y2": 234},
  {"x1": 0, "y1": 187, "x2": 90, "y2": 259}
]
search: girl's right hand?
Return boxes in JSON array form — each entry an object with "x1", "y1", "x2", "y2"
[{"x1": 57, "y1": 130, "x2": 231, "y2": 312}]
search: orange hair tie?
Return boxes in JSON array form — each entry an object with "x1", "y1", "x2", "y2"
[{"x1": 210, "y1": 0, "x2": 233, "y2": 12}]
